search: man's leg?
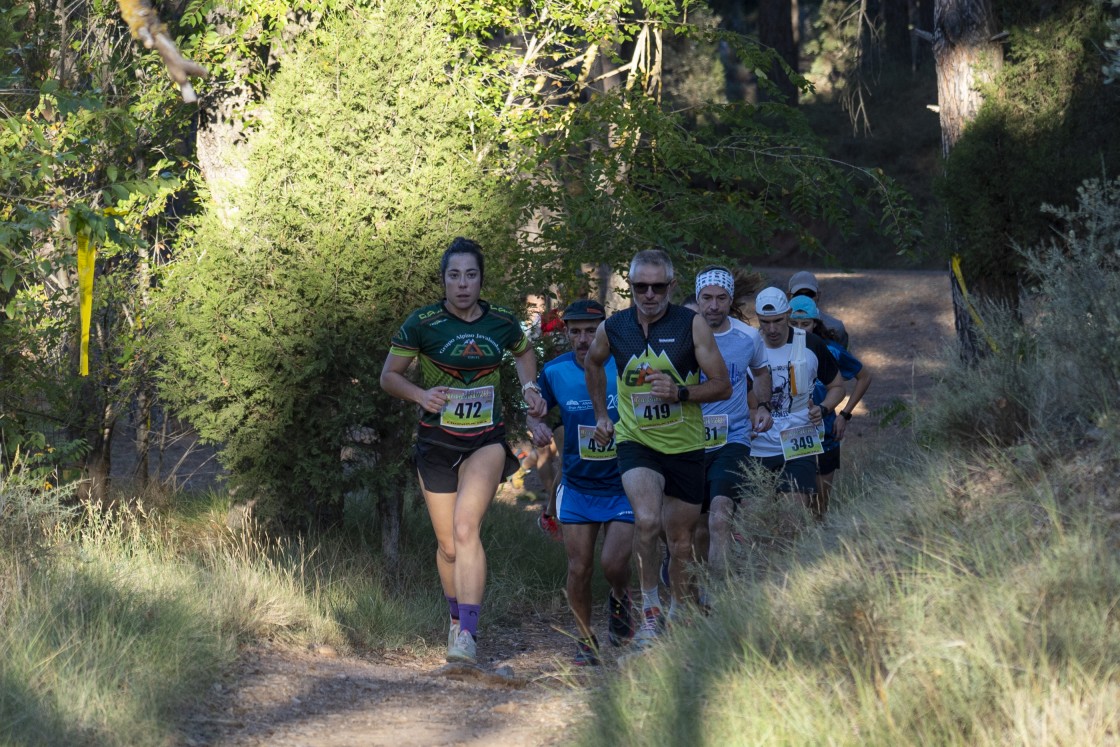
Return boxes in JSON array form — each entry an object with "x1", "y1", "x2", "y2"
[
  {"x1": 706, "y1": 494, "x2": 736, "y2": 579},
  {"x1": 600, "y1": 519, "x2": 635, "y2": 599},
  {"x1": 662, "y1": 495, "x2": 701, "y2": 607},
  {"x1": 621, "y1": 466, "x2": 666, "y2": 599},
  {"x1": 561, "y1": 521, "x2": 601, "y2": 641}
]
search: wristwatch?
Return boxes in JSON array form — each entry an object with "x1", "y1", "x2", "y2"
[
  {"x1": 676, "y1": 385, "x2": 690, "y2": 403},
  {"x1": 840, "y1": 410, "x2": 853, "y2": 421},
  {"x1": 819, "y1": 405, "x2": 832, "y2": 419},
  {"x1": 522, "y1": 381, "x2": 542, "y2": 396}
]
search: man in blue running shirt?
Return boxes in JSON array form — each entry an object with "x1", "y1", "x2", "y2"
[{"x1": 527, "y1": 300, "x2": 634, "y2": 665}]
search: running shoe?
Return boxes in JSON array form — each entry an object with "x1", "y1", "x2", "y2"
[
  {"x1": 573, "y1": 636, "x2": 601, "y2": 666},
  {"x1": 659, "y1": 549, "x2": 671, "y2": 588},
  {"x1": 631, "y1": 607, "x2": 664, "y2": 651},
  {"x1": 537, "y1": 511, "x2": 562, "y2": 543},
  {"x1": 447, "y1": 628, "x2": 477, "y2": 663},
  {"x1": 607, "y1": 591, "x2": 634, "y2": 646},
  {"x1": 448, "y1": 619, "x2": 460, "y2": 651}
]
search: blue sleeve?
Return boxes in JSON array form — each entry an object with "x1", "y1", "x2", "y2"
[
  {"x1": 831, "y1": 345, "x2": 863, "y2": 381},
  {"x1": 538, "y1": 364, "x2": 558, "y2": 411}
]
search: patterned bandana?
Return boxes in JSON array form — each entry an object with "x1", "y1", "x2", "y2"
[{"x1": 695, "y1": 267, "x2": 735, "y2": 298}]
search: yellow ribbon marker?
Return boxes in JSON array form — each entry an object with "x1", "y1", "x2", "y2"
[
  {"x1": 77, "y1": 230, "x2": 96, "y2": 376},
  {"x1": 950, "y1": 254, "x2": 1000, "y2": 354}
]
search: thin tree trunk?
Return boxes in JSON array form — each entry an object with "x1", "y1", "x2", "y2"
[{"x1": 932, "y1": 0, "x2": 1002, "y2": 360}]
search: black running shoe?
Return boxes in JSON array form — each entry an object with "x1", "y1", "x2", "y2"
[
  {"x1": 573, "y1": 636, "x2": 601, "y2": 666},
  {"x1": 607, "y1": 591, "x2": 633, "y2": 646}
]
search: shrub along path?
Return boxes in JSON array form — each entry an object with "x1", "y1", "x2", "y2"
[{"x1": 176, "y1": 268, "x2": 954, "y2": 747}]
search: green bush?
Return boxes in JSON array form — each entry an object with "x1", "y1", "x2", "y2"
[{"x1": 154, "y1": 0, "x2": 518, "y2": 523}]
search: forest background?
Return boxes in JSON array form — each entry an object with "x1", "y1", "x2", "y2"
[{"x1": 4, "y1": 0, "x2": 1118, "y2": 527}]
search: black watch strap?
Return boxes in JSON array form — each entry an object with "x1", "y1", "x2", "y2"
[
  {"x1": 677, "y1": 386, "x2": 690, "y2": 403},
  {"x1": 840, "y1": 410, "x2": 853, "y2": 421}
]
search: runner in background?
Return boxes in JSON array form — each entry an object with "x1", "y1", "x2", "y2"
[
  {"x1": 788, "y1": 271, "x2": 849, "y2": 350},
  {"x1": 750, "y1": 287, "x2": 844, "y2": 513},
  {"x1": 788, "y1": 296, "x2": 873, "y2": 518},
  {"x1": 527, "y1": 300, "x2": 634, "y2": 665}
]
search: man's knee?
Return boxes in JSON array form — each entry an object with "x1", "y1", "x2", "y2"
[
  {"x1": 437, "y1": 543, "x2": 456, "y2": 565},
  {"x1": 566, "y1": 554, "x2": 594, "y2": 585}
]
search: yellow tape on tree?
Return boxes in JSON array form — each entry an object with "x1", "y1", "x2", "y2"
[
  {"x1": 77, "y1": 231, "x2": 96, "y2": 376},
  {"x1": 950, "y1": 254, "x2": 1000, "y2": 354}
]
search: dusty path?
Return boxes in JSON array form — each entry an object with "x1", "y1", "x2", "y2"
[{"x1": 176, "y1": 268, "x2": 955, "y2": 747}]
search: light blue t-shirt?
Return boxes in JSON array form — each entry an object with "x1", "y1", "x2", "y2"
[
  {"x1": 701, "y1": 318, "x2": 768, "y2": 450},
  {"x1": 538, "y1": 352, "x2": 623, "y2": 495}
]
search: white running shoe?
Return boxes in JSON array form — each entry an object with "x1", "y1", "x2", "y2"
[{"x1": 447, "y1": 628, "x2": 477, "y2": 663}]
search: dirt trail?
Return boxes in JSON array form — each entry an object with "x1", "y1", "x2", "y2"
[{"x1": 176, "y1": 268, "x2": 955, "y2": 747}]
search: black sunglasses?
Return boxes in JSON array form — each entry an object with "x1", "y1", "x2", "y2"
[{"x1": 631, "y1": 282, "x2": 670, "y2": 295}]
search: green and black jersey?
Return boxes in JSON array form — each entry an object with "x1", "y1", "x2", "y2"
[
  {"x1": 390, "y1": 300, "x2": 529, "y2": 450},
  {"x1": 603, "y1": 304, "x2": 704, "y2": 454}
]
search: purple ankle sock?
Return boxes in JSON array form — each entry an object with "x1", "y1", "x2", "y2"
[
  {"x1": 459, "y1": 604, "x2": 481, "y2": 638},
  {"x1": 446, "y1": 595, "x2": 460, "y2": 622}
]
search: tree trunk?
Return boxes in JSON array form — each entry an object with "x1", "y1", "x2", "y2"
[
  {"x1": 133, "y1": 384, "x2": 151, "y2": 487},
  {"x1": 758, "y1": 0, "x2": 799, "y2": 104},
  {"x1": 932, "y1": 0, "x2": 1000, "y2": 156},
  {"x1": 932, "y1": 0, "x2": 1002, "y2": 360},
  {"x1": 80, "y1": 406, "x2": 115, "y2": 506}
]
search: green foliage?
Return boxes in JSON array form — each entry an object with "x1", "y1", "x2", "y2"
[
  {"x1": 939, "y1": 1, "x2": 1120, "y2": 300},
  {"x1": 154, "y1": 0, "x2": 518, "y2": 522},
  {"x1": 921, "y1": 176, "x2": 1120, "y2": 445}
]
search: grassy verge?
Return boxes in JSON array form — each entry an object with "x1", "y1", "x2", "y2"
[
  {"x1": 575, "y1": 177, "x2": 1120, "y2": 746},
  {"x1": 0, "y1": 479, "x2": 566, "y2": 746}
]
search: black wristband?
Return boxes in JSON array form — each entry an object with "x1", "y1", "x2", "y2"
[
  {"x1": 840, "y1": 410, "x2": 853, "y2": 421},
  {"x1": 820, "y1": 405, "x2": 832, "y2": 419}
]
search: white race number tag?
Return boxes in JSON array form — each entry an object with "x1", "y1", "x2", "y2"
[
  {"x1": 577, "y1": 424, "x2": 616, "y2": 461},
  {"x1": 440, "y1": 386, "x2": 495, "y2": 429},
  {"x1": 780, "y1": 424, "x2": 823, "y2": 460},
  {"x1": 704, "y1": 414, "x2": 728, "y2": 449},
  {"x1": 631, "y1": 391, "x2": 683, "y2": 430}
]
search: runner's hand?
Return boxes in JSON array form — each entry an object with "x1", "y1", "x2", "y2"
[
  {"x1": 419, "y1": 386, "x2": 450, "y2": 414},
  {"x1": 644, "y1": 370, "x2": 675, "y2": 400},
  {"x1": 593, "y1": 415, "x2": 615, "y2": 447},
  {"x1": 808, "y1": 402, "x2": 823, "y2": 426},
  {"x1": 528, "y1": 420, "x2": 554, "y2": 448},
  {"x1": 833, "y1": 413, "x2": 848, "y2": 441},
  {"x1": 751, "y1": 407, "x2": 773, "y2": 434},
  {"x1": 524, "y1": 388, "x2": 547, "y2": 418}
]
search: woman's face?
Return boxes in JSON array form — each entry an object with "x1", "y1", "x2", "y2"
[
  {"x1": 443, "y1": 252, "x2": 482, "y2": 312},
  {"x1": 789, "y1": 317, "x2": 815, "y2": 331}
]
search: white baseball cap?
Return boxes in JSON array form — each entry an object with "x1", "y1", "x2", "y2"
[{"x1": 754, "y1": 287, "x2": 790, "y2": 316}]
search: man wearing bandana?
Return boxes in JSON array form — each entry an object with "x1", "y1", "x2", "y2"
[{"x1": 692, "y1": 266, "x2": 774, "y2": 584}]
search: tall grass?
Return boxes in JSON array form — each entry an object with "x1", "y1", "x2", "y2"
[
  {"x1": 576, "y1": 178, "x2": 1120, "y2": 745},
  {"x1": 0, "y1": 470, "x2": 566, "y2": 745}
]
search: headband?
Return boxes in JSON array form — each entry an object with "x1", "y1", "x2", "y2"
[{"x1": 695, "y1": 268, "x2": 735, "y2": 298}]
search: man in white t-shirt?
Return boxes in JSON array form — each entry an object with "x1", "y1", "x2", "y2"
[{"x1": 750, "y1": 287, "x2": 845, "y2": 511}]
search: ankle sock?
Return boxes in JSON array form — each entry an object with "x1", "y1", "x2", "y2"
[
  {"x1": 641, "y1": 587, "x2": 661, "y2": 613},
  {"x1": 446, "y1": 595, "x2": 459, "y2": 622},
  {"x1": 459, "y1": 603, "x2": 480, "y2": 638}
]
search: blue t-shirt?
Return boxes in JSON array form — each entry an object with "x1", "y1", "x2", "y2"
[
  {"x1": 812, "y1": 341, "x2": 863, "y2": 452},
  {"x1": 538, "y1": 352, "x2": 624, "y2": 495}
]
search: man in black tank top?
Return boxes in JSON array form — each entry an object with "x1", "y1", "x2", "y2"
[{"x1": 585, "y1": 249, "x2": 731, "y2": 649}]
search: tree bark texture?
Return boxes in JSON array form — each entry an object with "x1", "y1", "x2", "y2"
[
  {"x1": 932, "y1": 0, "x2": 1001, "y2": 156},
  {"x1": 932, "y1": 0, "x2": 1003, "y2": 361}
]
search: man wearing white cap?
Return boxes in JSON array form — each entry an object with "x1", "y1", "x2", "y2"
[
  {"x1": 751, "y1": 287, "x2": 845, "y2": 509},
  {"x1": 692, "y1": 266, "x2": 773, "y2": 581},
  {"x1": 788, "y1": 271, "x2": 849, "y2": 349}
]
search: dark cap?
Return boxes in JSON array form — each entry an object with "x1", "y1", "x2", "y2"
[{"x1": 562, "y1": 299, "x2": 606, "y2": 322}]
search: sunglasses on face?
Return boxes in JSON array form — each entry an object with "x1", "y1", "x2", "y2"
[{"x1": 632, "y1": 282, "x2": 670, "y2": 295}]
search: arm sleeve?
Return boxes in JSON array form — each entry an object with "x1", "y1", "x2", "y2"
[{"x1": 388, "y1": 313, "x2": 420, "y2": 358}]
